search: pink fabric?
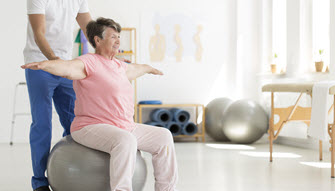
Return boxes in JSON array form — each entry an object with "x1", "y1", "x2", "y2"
[
  {"x1": 71, "y1": 123, "x2": 179, "y2": 191},
  {"x1": 70, "y1": 53, "x2": 135, "y2": 132}
]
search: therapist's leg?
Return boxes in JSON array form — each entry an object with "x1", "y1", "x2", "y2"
[
  {"x1": 52, "y1": 77, "x2": 75, "y2": 137},
  {"x1": 26, "y1": 69, "x2": 58, "y2": 190}
]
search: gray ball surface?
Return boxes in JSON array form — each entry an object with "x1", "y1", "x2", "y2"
[
  {"x1": 205, "y1": 98, "x2": 233, "y2": 141},
  {"x1": 222, "y1": 100, "x2": 268, "y2": 144},
  {"x1": 47, "y1": 135, "x2": 147, "y2": 191}
]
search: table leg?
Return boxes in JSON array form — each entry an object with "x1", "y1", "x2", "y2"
[
  {"x1": 332, "y1": 96, "x2": 335, "y2": 178},
  {"x1": 269, "y1": 92, "x2": 274, "y2": 162},
  {"x1": 319, "y1": 140, "x2": 323, "y2": 161}
]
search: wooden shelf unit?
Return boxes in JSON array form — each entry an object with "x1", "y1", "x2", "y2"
[
  {"x1": 118, "y1": 28, "x2": 138, "y2": 122},
  {"x1": 117, "y1": 52, "x2": 135, "y2": 56},
  {"x1": 137, "y1": 104, "x2": 206, "y2": 142}
]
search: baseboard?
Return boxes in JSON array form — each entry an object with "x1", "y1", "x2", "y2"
[{"x1": 275, "y1": 136, "x2": 331, "y2": 152}]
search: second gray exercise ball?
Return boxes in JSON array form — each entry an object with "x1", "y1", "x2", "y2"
[
  {"x1": 205, "y1": 97, "x2": 233, "y2": 141},
  {"x1": 47, "y1": 135, "x2": 147, "y2": 191},
  {"x1": 222, "y1": 100, "x2": 268, "y2": 144}
]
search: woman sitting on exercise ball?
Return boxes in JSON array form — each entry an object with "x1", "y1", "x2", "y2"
[{"x1": 22, "y1": 17, "x2": 178, "y2": 191}]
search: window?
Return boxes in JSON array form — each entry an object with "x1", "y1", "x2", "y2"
[
  {"x1": 272, "y1": 0, "x2": 287, "y2": 73},
  {"x1": 312, "y1": 0, "x2": 330, "y2": 72}
]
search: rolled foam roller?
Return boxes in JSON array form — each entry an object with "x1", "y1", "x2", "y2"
[
  {"x1": 181, "y1": 122, "x2": 198, "y2": 136},
  {"x1": 150, "y1": 109, "x2": 172, "y2": 124},
  {"x1": 170, "y1": 108, "x2": 190, "y2": 124},
  {"x1": 166, "y1": 122, "x2": 182, "y2": 136},
  {"x1": 145, "y1": 121, "x2": 165, "y2": 128}
]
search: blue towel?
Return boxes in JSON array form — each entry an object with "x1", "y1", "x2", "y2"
[{"x1": 138, "y1": 100, "x2": 162, "y2": 105}]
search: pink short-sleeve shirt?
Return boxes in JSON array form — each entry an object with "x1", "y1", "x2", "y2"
[{"x1": 70, "y1": 53, "x2": 135, "y2": 132}]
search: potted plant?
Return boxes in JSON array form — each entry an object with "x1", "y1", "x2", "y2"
[
  {"x1": 271, "y1": 53, "x2": 278, "y2": 74},
  {"x1": 315, "y1": 49, "x2": 324, "y2": 72}
]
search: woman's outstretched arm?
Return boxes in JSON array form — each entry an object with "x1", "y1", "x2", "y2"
[
  {"x1": 21, "y1": 59, "x2": 87, "y2": 80},
  {"x1": 126, "y1": 63, "x2": 163, "y2": 81}
]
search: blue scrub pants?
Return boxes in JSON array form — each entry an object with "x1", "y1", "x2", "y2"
[{"x1": 25, "y1": 69, "x2": 76, "y2": 190}]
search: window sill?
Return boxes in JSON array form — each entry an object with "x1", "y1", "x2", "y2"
[{"x1": 257, "y1": 71, "x2": 334, "y2": 82}]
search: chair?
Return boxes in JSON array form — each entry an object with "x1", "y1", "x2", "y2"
[{"x1": 10, "y1": 82, "x2": 30, "y2": 145}]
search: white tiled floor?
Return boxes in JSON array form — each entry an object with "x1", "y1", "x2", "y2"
[{"x1": 1, "y1": 141, "x2": 335, "y2": 191}]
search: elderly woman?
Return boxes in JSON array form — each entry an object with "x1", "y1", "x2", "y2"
[{"x1": 22, "y1": 17, "x2": 178, "y2": 191}]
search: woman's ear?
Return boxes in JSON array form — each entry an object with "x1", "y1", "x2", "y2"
[{"x1": 94, "y1": 36, "x2": 101, "y2": 46}]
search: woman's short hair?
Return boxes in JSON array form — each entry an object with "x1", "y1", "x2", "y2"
[{"x1": 86, "y1": 17, "x2": 122, "y2": 48}]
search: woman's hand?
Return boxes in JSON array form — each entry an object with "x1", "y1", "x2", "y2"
[
  {"x1": 148, "y1": 66, "x2": 163, "y2": 75},
  {"x1": 126, "y1": 64, "x2": 163, "y2": 80},
  {"x1": 21, "y1": 61, "x2": 46, "y2": 70}
]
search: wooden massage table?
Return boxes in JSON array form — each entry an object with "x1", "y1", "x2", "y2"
[{"x1": 262, "y1": 83, "x2": 335, "y2": 178}]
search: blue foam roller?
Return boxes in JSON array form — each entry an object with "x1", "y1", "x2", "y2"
[
  {"x1": 166, "y1": 122, "x2": 182, "y2": 136},
  {"x1": 181, "y1": 122, "x2": 198, "y2": 136},
  {"x1": 150, "y1": 109, "x2": 172, "y2": 124},
  {"x1": 170, "y1": 108, "x2": 190, "y2": 124},
  {"x1": 145, "y1": 121, "x2": 165, "y2": 128}
]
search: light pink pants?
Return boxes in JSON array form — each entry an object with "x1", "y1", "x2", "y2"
[{"x1": 71, "y1": 123, "x2": 178, "y2": 191}]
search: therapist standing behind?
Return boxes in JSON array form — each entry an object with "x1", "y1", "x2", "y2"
[{"x1": 23, "y1": 0, "x2": 92, "y2": 191}]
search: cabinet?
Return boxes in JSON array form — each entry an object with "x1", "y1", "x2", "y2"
[
  {"x1": 138, "y1": 104, "x2": 206, "y2": 142},
  {"x1": 118, "y1": 28, "x2": 138, "y2": 122}
]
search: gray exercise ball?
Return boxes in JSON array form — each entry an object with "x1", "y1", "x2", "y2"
[
  {"x1": 205, "y1": 98, "x2": 233, "y2": 141},
  {"x1": 47, "y1": 135, "x2": 147, "y2": 191},
  {"x1": 222, "y1": 100, "x2": 268, "y2": 144}
]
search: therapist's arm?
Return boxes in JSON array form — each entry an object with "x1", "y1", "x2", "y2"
[
  {"x1": 76, "y1": 12, "x2": 92, "y2": 40},
  {"x1": 29, "y1": 14, "x2": 59, "y2": 60},
  {"x1": 21, "y1": 59, "x2": 87, "y2": 80}
]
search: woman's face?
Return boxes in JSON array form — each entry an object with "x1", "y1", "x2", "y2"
[{"x1": 98, "y1": 27, "x2": 120, "y2": 55}]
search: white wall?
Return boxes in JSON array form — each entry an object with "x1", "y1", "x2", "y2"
[
  {"x1": 0, "y1": 1, "x2": 30, "y2": 143},
  {"x1": 0, "y1": 0, "x2": 264, "y2": 143}
]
